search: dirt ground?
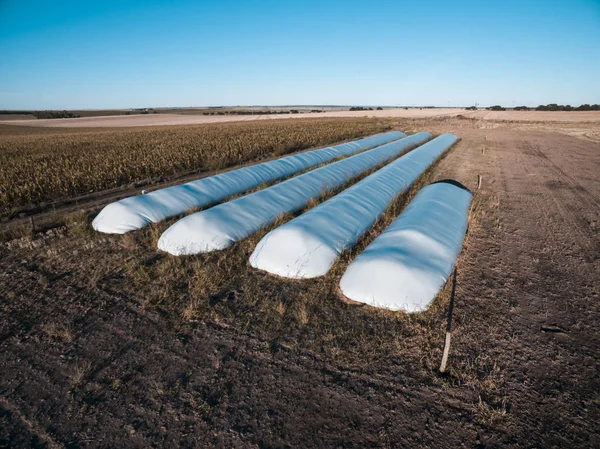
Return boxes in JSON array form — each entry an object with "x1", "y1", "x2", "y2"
[
  {"x1": 2, "y1": 109, "x2": 599, "y2": 128},
  {"x1": 1, "y1": 119, "x2": 599, "y2": 448}
]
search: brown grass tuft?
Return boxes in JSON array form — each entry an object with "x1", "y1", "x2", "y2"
[{"x1": 41, "y1": 323, "x2": 73, "y2": 342}]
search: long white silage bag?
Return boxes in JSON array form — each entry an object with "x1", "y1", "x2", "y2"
[
  {"x1": 92, "y1": 131, "x2": 405, "y2": 234},
  {"x1": 158, "y1": 132, "x2": 432, "y2": 255},
  {"x1": 249, "y1": 133, "x2": 458, "y2": 278},
  {"x1": 339, "y1": 181, "x2": 473, "y2": 313}
]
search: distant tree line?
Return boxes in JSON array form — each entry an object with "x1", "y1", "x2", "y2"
[
  {"x1": 0, "y1": 110, "x2": 81, "y2": 119},
  {"x1": 533, "y1": 103, "x2": 600, "y2": 111},
  {"x1": 349, "y1": 106, "x2": 384, "y2": 111},
  {"x1": 32, "y1": 110, "x2": 80, "y2": 119},
  {"x1": 484, "y1": 104, "x2": 600, "y2": 111}
]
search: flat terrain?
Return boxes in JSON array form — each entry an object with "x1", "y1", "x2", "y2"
[
  {"x1": 2, "y1": 109, "x2": 600, "y2": 128},
  {"x1": 1, "y1": 118, "x2": 599, "y2": 447}
]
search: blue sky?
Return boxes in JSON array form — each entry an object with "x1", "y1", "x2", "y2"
[{"x1": 0, "y1": 0, "x2": 599, "y2": 109}]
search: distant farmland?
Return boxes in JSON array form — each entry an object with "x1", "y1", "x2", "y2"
[{"x1": 2, "y1": 107, "x2": 600, "y2": 128}]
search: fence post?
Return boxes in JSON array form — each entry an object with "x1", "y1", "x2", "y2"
[{"x1": 439, "y1": 267, "x2": 458, "y2": 373}]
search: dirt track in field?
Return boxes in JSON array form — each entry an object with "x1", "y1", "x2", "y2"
[
  {"x1": 2, "y1": 109, "x2": 599, "y2": 128},
  {"x1": 1, "y1": 120, "x2": 599, "y2": 447}
]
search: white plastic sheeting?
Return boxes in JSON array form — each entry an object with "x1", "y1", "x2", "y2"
[
  {"x1": 339, "y1": 181, "x2": 473, "y2": 313},
  {"x1": 158, "y1": 132, "x2": 432, "y2": 255},
  {"x1": 92, "y1": 131, "x2": 405, "y2": 234},
  {"x1": 249, "y1": 134, "x2": 458, "y2": 278}
]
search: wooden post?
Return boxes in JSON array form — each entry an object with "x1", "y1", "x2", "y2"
[
  {"x1": 477, "y1": 174, "x2": 482, "y2": 190},
  {"x1": 439, "y1": 267, "x2": 458, "y2": 373},
  {"x1": 29, "y1": 216, "x2": 35, "y2": 232}
]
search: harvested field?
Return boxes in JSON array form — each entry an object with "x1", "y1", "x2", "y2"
[
  {"x1": 333, "y1": 109, "x2": 600, "y2": 123},
  {"x1": 2, "y1": 108, "x2": 600, "y2": 128},
  {"x1": 0, "y1": 118, "x2": 391, "y2": 213},
  {"x1": 1, "y1": 117, "x2": 599, "y2": 447}
]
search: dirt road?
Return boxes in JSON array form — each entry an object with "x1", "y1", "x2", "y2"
[{"x1": 1, "y1": 121, "x2": 598, "y2": 447}]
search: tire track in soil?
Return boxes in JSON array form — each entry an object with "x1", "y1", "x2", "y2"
[
  {"x1": 461, "y1": 128, "x2": 599, "y2": 447},
  {"x1": 0, "y1": 397, "x2": 62, "y2": 449},
  {"x1": 517, "y1": 139, "x2": 598, "y2": 263},
  {"x1": 523, "y1": 138, "x2": 600, "y2": 210},
  {"x1": 494, "y1": 133, "x2": 598, "y2": 332}
]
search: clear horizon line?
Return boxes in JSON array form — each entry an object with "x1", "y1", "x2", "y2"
[{"x1": 2, "y1": 102, "x2": 599, "y2": 112}]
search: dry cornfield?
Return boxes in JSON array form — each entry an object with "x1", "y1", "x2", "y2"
[{"x1": 0, "y1": 117, "x2": 390, "y2": 212}]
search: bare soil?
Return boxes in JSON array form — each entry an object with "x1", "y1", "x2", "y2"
[
  {"x1": 2, "y1": 109, "x2": 599, "y2": 128},
  {"x1": 1, "y1": 119, "x2": 599, "y2": 448}
]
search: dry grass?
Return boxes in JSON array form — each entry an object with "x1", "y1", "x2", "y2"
[
  {"x1": 41, "y1": 322, "x2": 73, "y2": 342},
  {"x1": 0, "y1": 118, "x2": 391, "y2": 211},
  {"x1": 71, "y1": 360, "x2": 91, "y2": 386},
  {"x1": 64, "y1": 210, "x2": 93, "y2": 239}
]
